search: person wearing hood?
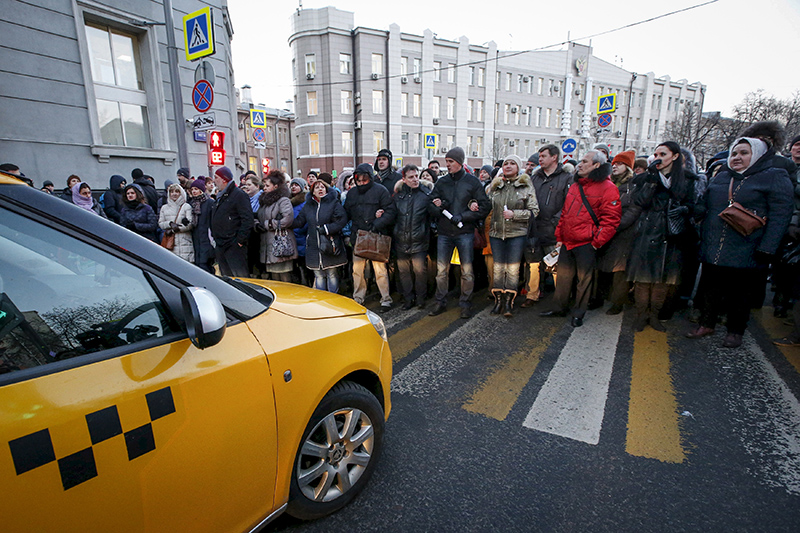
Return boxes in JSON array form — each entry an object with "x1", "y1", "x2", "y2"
[
  {"x1": 102, "y1": 175, "x2": 126, "y2": 223},
  {"x1": 344, "y1": 163, "x2": 397, "y2": 310},
  {"x1": 120, "y1": 183, "x2": 158, "y2": 242},
  {"x1": 72, "y1": 182, "x2": 106, "y2": 217},
  {"x1": 254, "y1": 170, "x2": 297, "y2": 282},
  {"x1": 289, "y1": 177, "x2": 309, "y2": 264},
  {"x1": 486, "y1": 155, "x2": 539, "y2": 317},
  {"x1": 374, "y1": 148, "x2": 401, "y2": 192},
  {"x1": 60, "y1": 174, "x2": 81, "y2": 203},
  {"x1": 158, "y1": 183, "x2": 194, "y2": 262},
  {"x1": 188, "y1": 179, "x2": 215, "y2": 273},
  {"x1": 593, "y1": 150, "x2": 642, "y2": 315},
  {"x1": 293, "y1": 179, "x2": 349, "y2": 293},
  {"x1": 687, "y1": 137, "x2": 793, "y2": 348},
  {"x1": 626, "y1": 141, "x2": 695, "y2": 332},
  {"x1": 540, "y1": 150, "x2": 621, "y2": 327},
  {"x1": 393, "y1": 164, "x2": 434, "y2": 310},
  {"x1": 429, "y1": 147, "x2": 491, "y2": 318},
  {"x1": 131, "y1": 168, "x2": 160, "y2": 216}
]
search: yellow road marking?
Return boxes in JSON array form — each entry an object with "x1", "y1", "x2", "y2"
[
  {"x1": 626, "y1": 329, "x2": 686, "y2": 463},
  {"x1": 754, "y1": 308, "x2": 800, "y2": 374},
  {"x1": 462, "y1": 325, "x2": 557, "y2": 421},
  {"x1": 388, "y1": 307, "x2": 462, "y2": 362}
]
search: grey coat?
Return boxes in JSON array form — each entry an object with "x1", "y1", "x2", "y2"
[{"x1": 257, "y1": 192, "x2": 297, "y2": 265}]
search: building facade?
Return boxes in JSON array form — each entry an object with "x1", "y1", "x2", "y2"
[
  {"x1": 234, "y1": 86, "x2": 295, "y2": 179},
  {"x1": 0, "y1": 0, "x2": 239, "y2": 190},
  {"x1": 289, "y1": 7, "x2": 706, "y2": 176}
]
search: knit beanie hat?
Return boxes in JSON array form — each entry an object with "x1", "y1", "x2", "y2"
[
  {"x1": 480, "y1": 165, "x2": 494, "y2": 175},
  {"x1": 290, "y1": 177, "x2": 307, "y2": 191},
  {"x1": 318, "y1": 172, "x2": 333, "y2": 186},
  {"x1": 593, "y1": 143, "x2": 610, "y2": 157},
  {"x1": 611, "y1": 150, "x2": 635, "y2": 169},
  {"x1": 503, "y1": 154, "x2": 524, "y2": 173},
  {"x1": 790, "y1": 135, "x2": 800, "y2": 150},
  {"x1": 131, "y1": 168, "x2": 143, "y2": 180},
  {"x1": 527, "y1": 153, "x2": 539, "y2": 164},
  {"x1": 214, "y1": 166, "x2": 234, "y2": 182},
  {"x1": 177, "y1": 167, "x2": 190, "y2": 179},
  {"x1": 445, "y1": 146, "x2": 465, "y2": 166},
  {"x1": 191, "y1": 179, "x2": 206, "y2": 191}
]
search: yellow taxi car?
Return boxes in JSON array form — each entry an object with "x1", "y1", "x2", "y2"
[{"x1": 0, "y1": 172, "x2": 391, "y2": 531}]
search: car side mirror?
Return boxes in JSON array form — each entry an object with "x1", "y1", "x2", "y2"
[{"x1": 180, "y1": 287, "x2": 226, "y2": 349}]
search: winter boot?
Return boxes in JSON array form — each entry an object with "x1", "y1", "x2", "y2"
[
  {"x1": 491, "y1": 289, "x2": 503, "y2": 315},
  {"x1": 503, "y1": 291, "x2": 517, "y2": 318},
  {"x1": 633, "y1": 282, "x2": 650, "y2": 332},
  {"x1": 649, "y1": 284, "x2": 668, "y2": 332}
]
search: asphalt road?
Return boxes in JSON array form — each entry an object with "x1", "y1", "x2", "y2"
[{"x1": 269, "y1": 288, "x2": 800, "y2": 532}]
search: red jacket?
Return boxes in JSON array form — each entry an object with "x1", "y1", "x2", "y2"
[{"x1": 555, "y1": 163, "x2": 621, "y2": 250}]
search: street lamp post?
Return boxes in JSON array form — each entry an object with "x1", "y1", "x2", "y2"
[{"x1": 622, "y1": 72, "x2": 637, "y2": 151}]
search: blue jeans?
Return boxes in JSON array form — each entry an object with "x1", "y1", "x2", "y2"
[
  {"x1": 397, "y1": 251, "x2": 428, "y2": 303},
  {"x1": 436, "y1": 232, "x2": 474, "y2": 308},
  {"x1": 490, "y1": 235, "x2": 526, "y2": 292},
  {"x1": 313, "y1": 267, "x2": 339, "y2": 293}
]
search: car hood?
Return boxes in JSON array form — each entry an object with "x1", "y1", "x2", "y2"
[{"x1": 244, "y1": 279, "x2": 366, "y2": 319}]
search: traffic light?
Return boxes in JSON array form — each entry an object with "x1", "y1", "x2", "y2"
[
  {"x1": 262, "y1": 157, "x2": 270, "y2": 176},
  {"x1": 208, "y1": 130, "x2": 225, "y2": 166}
]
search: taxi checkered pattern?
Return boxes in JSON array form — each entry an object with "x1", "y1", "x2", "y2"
[{"x1": 8, "y1": 386, "x2": 175, "y2": 490}]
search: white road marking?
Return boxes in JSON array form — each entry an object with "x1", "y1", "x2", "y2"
[
  {"x1": 391, "y1": 307, "x2": 506, "y2": 396},
  {"x1": 523, "y1": 311, "x2": 624, "y2": 445},
  {"x1": 712, "y1": 332, "x2": 800, "y2": 495}
]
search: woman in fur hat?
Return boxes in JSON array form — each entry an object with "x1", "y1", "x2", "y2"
[{"x1": 486, "y1": 155, "x2": 539, "y2": 317}]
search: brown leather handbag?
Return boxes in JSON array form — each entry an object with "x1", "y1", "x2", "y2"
[
  {"x1": 718, "y1": 177, "x2": 766, "y2": 237},
  {"x1": 353, "y1": 230, "x2": 391, "y2": 262}
]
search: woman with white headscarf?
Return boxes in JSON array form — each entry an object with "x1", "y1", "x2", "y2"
[
  {"x1": 686, "y1": 137, "x2": 793, "y2": 348},
  {"x1": 158, "y1": 183, "x2": 194, "y2": 262}
]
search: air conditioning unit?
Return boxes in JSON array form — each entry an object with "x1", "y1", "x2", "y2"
[
  {"x1": 540, "y1": 138, "x2": 547, "y2": 143},
  {"x1": 440, "y1": 147, "x2": 448, "y2": 154},
  {"x1": 511, "y1": 106, "x2": 518, "y2": 113},
  {"x1": 414, "y1": 76, "x2": 421, "y2": 83},
  {"x1": 354, "y1": 120, "x2": 362, "y2": 130},
  {"x1": 306, "y1": 73, "x2": 314, "y2": 80},
  {"x1": 371, "y1": 73, "x2": 380, "y2": 80},
  {"x1": 472, "y1": 151, "x2": 479, "y2": 156},
  {"x1": 509, "y1": 141, "x2": 516, "y2": 147},
  {"x1": 354, "y1": 95, "x2": 362, "y2": 106},
  {"x1": 579, "y1": 99, "x2": 586, "y2": 105},
  {"x1": 575, "y1": 88, "x2": 581, "y2": 95},
  {"x1": 521, "y1": 108, "x2": 528, "y2": 114},
  {"x1": 433, "y1": 118, "x2": 440, "y2": 125},
  {"x1": 239, "y1": 142, "x2": 246, "y2": 153},
  {"x1": 522, "y1": 76, "x2": 530, "y2": 83},
  {"x1": 401, "y1": 76, "x2": 408, "y2": 84},
  {"x1": 616, "y1": 131, "x2": 623, "y2": 137}
]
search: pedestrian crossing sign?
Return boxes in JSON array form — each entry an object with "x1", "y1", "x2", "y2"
[
  {"x1": 250, "y1": 109, "x2": 266, "y2": 128},
  {"x1": 424, "y1": 133, "x2": 437, "y2": 150},
  {"x1": 183, "y1": 7, "x2": 215, "y2": 61},
  {"x1": 597, "y1": 93, "x2": 616, "y2": 114}
]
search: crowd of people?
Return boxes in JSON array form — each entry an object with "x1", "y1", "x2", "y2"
[{"x1": 5, "y1": 119, "x2": 800, "y2": 349}]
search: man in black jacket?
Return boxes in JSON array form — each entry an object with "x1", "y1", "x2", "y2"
[
  {"x1": 373, "y1": 148, "x2": 401, "y2": 193},
  {"x1": 131, "y1": 168, "x2": 160, "y2": 215},
  {"x1": 345, "y1": 163, "x2": 397, "y2": 310},
  {"x1": 211, "y1": 166, "x2": 253, "y2": 277},
  {"x1": 429, "y1": 147, "x2": 491, "y2": 318}
]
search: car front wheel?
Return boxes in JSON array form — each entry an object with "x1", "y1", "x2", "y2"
[{"x1": 287, "y1": 381, "x2": 384, "y2": 519}]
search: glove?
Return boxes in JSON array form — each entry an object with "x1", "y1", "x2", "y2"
[
  {"x1": 164, "y1": 228, "x2": 174, "y2": 236},
  {"x1": 181, "y1": 217, "x2": 191, "y2": 226},
  {"x1": 647, "y1": 159, "x2": 662, "y2": 173},
  {"x1": 253, "y1": 220, "x2": 267, "y2": 233},
  {"x1": 169, "y1": 221, "x2": 180, "y2": 232},
  {"x1": 788, "y1": 226, "x2": 800, "y2": 241},
  {"x1": 450, "y1": 213, "x2": 463, "y2": 225}
]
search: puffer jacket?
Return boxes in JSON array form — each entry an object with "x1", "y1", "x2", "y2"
[
  {"x1": 487, "y1": 173, "x2": 539, "y2": 240},
  {"x1": 294, "y1": 190, "x2": 349, "y2": 270},
  {"x1": 430, "y1": 168, "x2": 491, "y2": 236},
  {"x1": 257, "y1": 185, "x2": 297, "y2": 265},
  {"x1": 343, "y1": 180, "x2": 396, "y2": 235},
  {"x1": 555, "y1": 163, "x2": 621, "y2": 250},
  {"x1": 393, "y1": 179, "x2": 433, "y2": 255},
  {"x1": 531, "y1": 163, "x2": 573, "y2": 245},
  {"x1": 159, "y1": 188, "x2": 194, "y2": 262},
  {"x1": 120, "y1": 201, "x2": 158, "y2": 243},
  {"x1": 700, "y1": 151, "x2": 793, "y2": 268},
  {"x1": 291, "y1": 191, "x2": 307, "y2": 256}
]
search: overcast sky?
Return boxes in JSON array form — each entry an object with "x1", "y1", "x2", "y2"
[{"x1": 227, "y1": 0, "x2": 799, "y2": 115}]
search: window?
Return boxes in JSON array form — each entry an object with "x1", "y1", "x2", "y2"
[
  {"x1": 373, "y1": 131, "x2": 384, "y2": 153},
  {"x1": 476, "y1": 136, "x2": 483, "y2": 156},
  {"x1": 413, "y1": 58, "x2": 421, "y2": 77},
  {"x1": 433, "y1": 96, "x2": 441, "y2": 119},
  {"x1": 555, "y1": 109, "x2": 561, "y2": 129},
  {"x1": 546, "y1": 108, "x2": 552, "y2": 128},
  {"x1": 478, "y1": 67, "x2": 485, "y2": 87},
  {"x1": 476, "y1": 100, "x2": 484, "y2": 122},
  {"x1": 467, "y1": 135, "x2": 473, "y2": 154},
  {"x1": 340, "y1": 53, "x2": 351, "y2": 74},
  {"x1": 401, "y1": 132, "x2": 409, "y2": 154},
  {"x1": 401, "y1": 93, "x2": 408, "y2": 116},
  {"x1": 504, "y1": 104, "x2": 510, "y2": 124},
  {"x1": 467, "y1": 99, "x2": 474, "y2": 121},
  {"x1": 306, "y1": 91, "x2": 317, "y2": 116},
  {"x1": 528, "y1": 77, "x2": 533, "y2": 94},
  {"x1": 469, "y1": 67, "x2": 475, "y2": 86},
  {"x1": 413, "y1": 94, "x2": 421, "y2": 117},
  {"x1": 341, "y1": 90, "x2": 353, "y2": 114},
  {"x1": 514, "y1": 107, "x2": 520, "y2": 126},
  {"x1": 279, "y1": 127, "x2": 288, "y2": 145},
  {"x1": 506, "y1": 72, "x2": 512, "y2": 91},
  {"x1": 535, "y1": 107, "x2": 542, "y2": 127},
  {"x1": 525, "y1": 106, "x2": 532, "y2": 126},
  {"x1": 0, "y1": 209, "x2": 180, "y2": 374},
  {"x1": 305, "y1": 54, "x2": 316, "y2": 77},
  {"x1": 372, "y1": 90, "x2": 384, "y2": 114},
  {"x1": 496, "y1": 71, "x2": 501, "y2": 90},
  {"x1": 495, "y1": 103, "x2": 499, "y2": 122},
  {"x1": 524, "y1": 139, "x2": 530, "y2": 156},
  {"x1": 518, "y1": 74, "x2": 523, "y2": 92},
  {"x1": 309, "y1": 133, "x2": 319, "y2": 155},
  {"x1": 547, "y1": 79, "x2": 554, "y2": 96},
  {"x1": 249, "y1": 156, "x2": 257, "y2": 172},
  {"x1": 448, "y1": 63, "x2": 456, "y2": 83},
  {"x1": 267, "y1": 125, "x2": 274, "y2": 143},
  {"x1": 447, "y1": 97, "x2": 455, "y2": 120},
  {"x1": 85, "y1": 23, "x2": 151, "y2": 147},
  {"x1": 372, "y1": 53, "x2": 383, "y2": 75},
  {"x1": 434, "y1": 61, "x2": 442, "y2": 82},
  {"x1": 537, "y1": 77, "x2": 543, "y2": 95},
  {"x1": 413, "y1": 133, "x2": 421, "y2": 154},
  {"x1": 342, "y1": 131, "x2": 353, "y2": 155},
  {"x1": 513, "y1": 139, "x2": 520, "y2": 155},
  {"x1": 667, "y1": 96, "x2": 672, "y2": 111},
  {"x1": 400, "y1": 57, "x2": 408, "y2": 76}
]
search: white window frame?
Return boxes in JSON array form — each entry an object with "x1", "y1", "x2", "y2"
[
  {"x1": 372, "y1": 90, "x2": 384, "y2": 115},
  {"x1": 340, "y1": 53, "x2": 351, "y2": 75}
]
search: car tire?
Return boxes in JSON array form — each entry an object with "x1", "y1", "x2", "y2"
[{"x1": 286, "y1": 381, "x2": 384, "y2": 520}]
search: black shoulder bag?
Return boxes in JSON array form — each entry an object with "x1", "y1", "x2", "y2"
[{"x1": 577, "y1": 183, "x2": 600, "y2": 227}]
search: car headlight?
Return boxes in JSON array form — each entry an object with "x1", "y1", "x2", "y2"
[{"x1": 366, "y1": 310, "x2": 388, "y2": 342}]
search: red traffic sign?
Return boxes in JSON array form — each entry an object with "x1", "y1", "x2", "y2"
[
  {"x1": 253, "y1": 128, "x2": 266, "y2": 142},
  {"x1": 598, "y1": 114, "x2": 612, "y2": 128},
  {"x1": 192, "y1": 80, "x2": 214, "y2": 113}
]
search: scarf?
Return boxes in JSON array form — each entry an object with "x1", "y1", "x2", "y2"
[
  {"x1": 728, "y1": 137, "x2": 769, "y2": 173},
  {"x1": 72, "y1": 182, "x2": 94, "y2": 212}
]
